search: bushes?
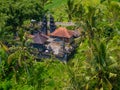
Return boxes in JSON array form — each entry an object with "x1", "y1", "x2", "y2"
[
  {"x1": 0, "y1": 38, "x2": 120, "y2": 90},
  {"x1": 0, "y1": 80, "x2": 12, "y2": 90},
  {"x1": 0, "y1": 60, "x2": 69, "y2": 90}
]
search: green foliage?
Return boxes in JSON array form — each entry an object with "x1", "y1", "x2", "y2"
[
  {"x1": 0, "y1": 80, "x2": 12, "y2": 90},
  {"x1": 45, "y1": 0, "x2": 67, "y2": 10},
  {"x1": 0, "y1": 0, "x2": 120, "y2": 90},
  {"x1": 0, "y1": 0, "x2": 45, "y2": 37}
]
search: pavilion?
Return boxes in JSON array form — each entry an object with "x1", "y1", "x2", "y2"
[
  {"x1": 50, "y1": 27, "x2": 74, "y2": 43},
  {"x1": 31, "y1": 33, "x2": 48, "y2": 52}
]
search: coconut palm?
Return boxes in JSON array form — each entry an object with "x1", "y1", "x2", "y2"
[
  {"x1": 0, "y1": 41, "x2": 9, "y2": 78},
  {"x1": 67, "y1": 35, "x2": 120, "y2": 90},
  {"x1": 82, "y1": 38, "x2": 119, "y2": 90},
  {"x1": 7, "y1": 30, "x2": 35, "y2": 82}
]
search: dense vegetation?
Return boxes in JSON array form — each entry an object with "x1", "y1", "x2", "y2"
[{"x1": 0, "y1": 0, "x2": 120, "y2": 90}]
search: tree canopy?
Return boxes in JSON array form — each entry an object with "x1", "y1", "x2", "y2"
[{"x1": 0, "y1": 0, "x2": 120, "y2": 90}]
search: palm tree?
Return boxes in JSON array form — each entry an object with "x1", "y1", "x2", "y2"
[
  {"x1": 86, "y1": 37, "x2": 120, "y2": 89},
  {"x1": 0, "y1": 41, "x2": 9, "y2": 78},
  {"x1": 67, "y1": 36, "x2": 120, "y2": 90},
  {"x1": 7, "y1": 30, "x2": 35, "y2": 82}
]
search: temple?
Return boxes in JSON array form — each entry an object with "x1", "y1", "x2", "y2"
[{"x1": 27, "y1": 16, "x2": 81, "y2": 62}]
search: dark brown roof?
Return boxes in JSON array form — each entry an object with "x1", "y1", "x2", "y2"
[
  {"x1": 33, "y1": 33, "x2": 48, "y2": 44},
  {"x1": 50, "y1": 27, "x2": 74, "y2": 38}
]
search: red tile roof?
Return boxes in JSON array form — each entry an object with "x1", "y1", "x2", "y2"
[{"x1": 50, "y1": 27, "x2": 74, "y2": 38}]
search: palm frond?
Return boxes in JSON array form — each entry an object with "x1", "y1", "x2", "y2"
[
  {"x1": 8, "y1": 53, "x2": 16, "y2": 65},
  {"x1": 104, "y1": 76, "x2": 112, "y2": 90},
  {"x1": 7, "y1": 51, "x2": 20, "y2": 65},
  {"x1": 0, "y1": 41, "x2": 9, "y2": 51}
]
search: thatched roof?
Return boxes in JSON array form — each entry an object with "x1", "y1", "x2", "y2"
[{"x1": 33, "y1": 33, "x2": 48, "y2": 44}]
